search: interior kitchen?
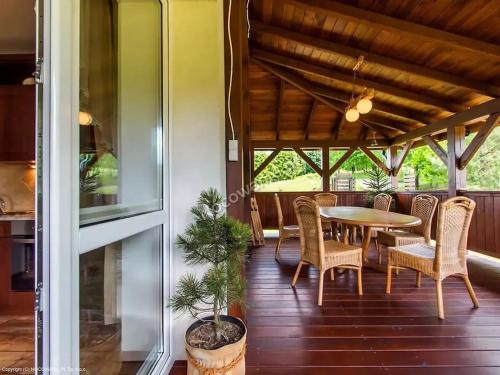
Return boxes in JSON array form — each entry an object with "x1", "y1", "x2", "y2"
[{"x1": 0, "y1": 0, "x2": 37, "y2": 371}]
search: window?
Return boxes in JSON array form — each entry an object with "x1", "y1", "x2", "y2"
[
  {"x1": 80, "y1": 227, "x2": 164, "y2": 374},
  {"x1": 79, "y1": 0, "x2": 163, "y2": 225},
  {"x1": 253, "y1": 149, "x2": 322, "y2": 192},
  {"x1": 465, "y1": 127, "x2": 500, "y2": 190},
  {"x1": 399, "y1": 144, "x2": 448, "y2": 191}
]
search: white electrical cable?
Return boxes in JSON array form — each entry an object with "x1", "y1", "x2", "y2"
[
  {"x1": 227, "y1": 0, "x2": 236, "y2": 140},
  {"x1": 246, "y1": 0, "x2": 251, "y2": 38}
]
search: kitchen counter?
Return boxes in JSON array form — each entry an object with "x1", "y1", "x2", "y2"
[{"x1": 0, "y1": 213, "x2": 35, "y2": 221}]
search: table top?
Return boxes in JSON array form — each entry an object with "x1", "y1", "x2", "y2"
[{"x1": 320, "y1": 206, "x2": 421, "y2": 228}]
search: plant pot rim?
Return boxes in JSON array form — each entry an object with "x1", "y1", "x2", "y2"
[{"x1": 185, "y1": 315, "x2": 247, "y2": 352}]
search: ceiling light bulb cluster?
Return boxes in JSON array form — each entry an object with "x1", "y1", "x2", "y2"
[
  {"x1": 79, "y1": 111, "x2": 93, "y2": 126},
  {"x1": 345, "y1": 88, "x2": 375, "y2": 123}
]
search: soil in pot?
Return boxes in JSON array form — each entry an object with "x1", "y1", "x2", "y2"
[{"x1": 187, "y1": 320, "x2": 243, "y2": 350}]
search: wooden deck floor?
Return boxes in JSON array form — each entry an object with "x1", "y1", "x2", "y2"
[
  {"x1": 243, "y1": 238, "x2": 500, "y2": 374},
  {"x1": 0, "y1": 315, "x2": 34, "y2": 374}
]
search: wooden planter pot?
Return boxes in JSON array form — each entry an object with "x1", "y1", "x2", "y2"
[{"x1": 185, "y1": 315, "x2": 246, "y2": 375}]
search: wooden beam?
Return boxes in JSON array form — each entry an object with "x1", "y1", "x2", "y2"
[
  {"x1": 252, "y1": 139, "x2": 390, "y2": 149},
  {"x1": 392, "y1": 141, "x2": 413, "y2": 176},
  {"x1": 322, "y1": 146, "x2": 330, "y2": 191},
  {"x1": 277, "y1": 0, "x2": 500, "y2": 59},
  {"x1": 387, "y1": 146, "x2": 399, "y2": 189},
  {"x1": 253, "y1": 147, "x2": 282, "y2": 177},
  {"x1": 360, "y1": 146, "x2": 391, "y2": 175},
  {"x1": 422, "y1": 135, "x2": 447, "y2": 164},
  {"x1": 305, "y1": 99, "x2": 318, "y2": 140},
  {"x1": 447, "y1": 126, "x2": 466, "y2": 196},
  {"x1": 294, "y1": 147, "x2": 323, "y2": 175},
  {"x1": 332, "y1": 116, "x2": 346, "y2": 140},
  {"x1": 391, "y1": 98, "x2": 500, "y2": 145},
  {"x1": 328, "y1": 148, "x2": 355, "y2": 176},
  {"x1": 459, "y1": 113, "x2": 500, "y2": 170},
  {"x1": 276, "y1": 80, "x2": 285, "y2": 140},
  {"x1": 251, "y1": 48, "x2": 466, "y2": 113},
  {"x1": 251, "y1": 20, "x2": 500, "y2": 97}
]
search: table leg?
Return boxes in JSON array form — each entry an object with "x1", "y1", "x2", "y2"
[{"x1": 361, "y1": 225, "x2": 387, "y2": 273}]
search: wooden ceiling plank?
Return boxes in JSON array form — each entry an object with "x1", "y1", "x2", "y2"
[
  {"x1": 251, "y1": 20, "x2": 500, "y2": 97},
  {"x1": 332, "y1": 116, "x2": 346, "y2": 140},
  {"x1": 328, "y1": 147, "x2": 355, "y2": 176},
  {"x1": 294, "y1": 147, "x2": 323, "y2": 175},
  {"x1": 251, "y1": 48, "x2": 466, "y2": 113},
  {"x1": 422, "y1": 135, "x2": 447, "y2": 165},
  {"x1": 392, "y1": 98, "x2": 500, "y2": 145},
  {"x1": 359, "y1": 146, "x2": 391, "y2": 175},
  {"x1": 276, "y1": 80, "x2": 285, "y2": 140},
  {"x1": 277, "y1": 0, "x2": 500, "y2": 59},
  {"x1": 459, "y1": 113, "x2": 500, "y2": 170},
  {"x1": 254, "y1": 147, "x2": 282, "y2": 177},
  {"x1": 252, "y1": 139, "x2": 391, "y2": 148}
]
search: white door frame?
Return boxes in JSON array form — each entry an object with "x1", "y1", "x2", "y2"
[{"x1": 47, "y1": 0, "x2": 172, "y2": 372}]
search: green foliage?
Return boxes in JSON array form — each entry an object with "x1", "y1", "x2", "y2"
[
  {"x1": 466, "y1": 127, "x2": 500, "y2": 190},
  {"x1": 170, "y1": 189, "x2": 252, "y2": 329},
  {"x1": 363, "y1": 166, "x2": 394, "y2": 206},
  {"x1": 403, "y1": 145, "x2": 448, "y2": 190}
]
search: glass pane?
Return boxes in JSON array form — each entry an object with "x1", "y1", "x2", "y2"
[
  {"x1": 79, "y1": 0, "x2": 163, "y2": 225},
  {"x1": 80, "y1": 226, "x2": 164, "y2": 374}
]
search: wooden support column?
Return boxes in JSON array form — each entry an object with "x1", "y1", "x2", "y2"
[
  {"x1": 447, "y1": 125, "x2": 466, "y2": 196},
  {"x1": 322, "y1": 147, "x2": 330, "y2": 192},
  {"x1": 388, "y1": 146, "x2": 398, "y2": 189}
]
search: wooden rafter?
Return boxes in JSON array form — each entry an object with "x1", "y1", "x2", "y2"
[
  {"x1": 328, "y1": 148, "x2": 355, "y2": 176},
  {"x1": 360, "y1": 146, "x2": 390, "y2": 175},
  {"x1": 294, "y1": 147, "x2": 322, "y2": 175},
  {"x1": 276, "y1": 80, "x2": 285, "y2": 140},
  {"x1": 253, "y1": 147, "x2": 282, "y2": 177},
  {"x1": 305, "y1": 99, "x2": 318, "y2": 140},
  {"x1": 277, "y1": 0, "x2": 500, "y2": 59},
  {"x1": 332, "y1": 116, "x2": 345, "y2": 140},
  {"x1": 359, "y1": 122, "x2": 393, "y2": 139},
  {"x1": 422, "y1": 135, "x2": 447, "y2": 165},
  {"x1": 392, "y1": 98, "x2": 500, "y2": 145},
  {"x1": 459, "y1": 113, "x2": 500, "y2": 170},
  {"x1": 392, "y1": 141, "x2": 414, "y2": 176},
  {"x1": 251, "y1": 20, "x2": 500, "y2": 97},
  {"x1": 252, "y1": 48, "x2": 466, "y2": 113}
]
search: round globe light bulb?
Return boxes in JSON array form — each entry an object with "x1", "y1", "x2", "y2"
[
  {"x1": 79, "y1": 111, "x2": 93, "y2": 126},
  {"x1": 356, "y1": 98, "x2": 373, "y2": 114},
  {"x1": 345, "y1": 108, "x2": 360, "y2": 122}
]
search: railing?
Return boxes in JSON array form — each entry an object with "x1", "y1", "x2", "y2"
[{"x1": 254, "y1": 190, "x2": 500, "y2": 258}]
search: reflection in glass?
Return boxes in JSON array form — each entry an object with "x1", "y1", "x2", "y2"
[
  {"x1": 79, "y1": 0, "x2": 163, "y2": 225},
  {"x1": 80, "y1": 227, "x2": 164, "y2": 374}
]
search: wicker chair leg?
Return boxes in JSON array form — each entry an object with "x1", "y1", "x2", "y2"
[
  {"x1": 357, "y1": 268, "x2": 363, "y2": 295},
  {"x1": 416, "y1": 271, "x2": 422, "y2": 288},
  {"x1": 386, "y1": 266, "x2": 392, "y2": 294},
  {"x1": 462, "y1": 275, "x2": 479, "y2": 308},
  {"x1": 330, "y1": 268, "x2": 335, "y2": 281},
  {"x1": 436, "y1": 280, "x2": 444, "y2": 319},
  {"x1": 275, "y1": 237, "x2": 282, "y2": 261},
  {"x1": 291, "y1": 261, "x2": 303, "y2": 287},
  {"x1": 318, "y1": 270, "x2": 325, "y2": 306}
]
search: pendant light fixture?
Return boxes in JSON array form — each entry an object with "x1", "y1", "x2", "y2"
[{"x1": 345, "y1": 56, "x2": 375, "y2": 122}]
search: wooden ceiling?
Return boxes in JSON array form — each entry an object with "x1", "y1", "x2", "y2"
[{"x1": 248, "y1": 0, "x2": 500, "y2": 143}]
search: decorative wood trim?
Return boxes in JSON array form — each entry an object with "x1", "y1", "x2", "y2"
[
  {"x1": 459, "y1": 113, "x2": 500, "y2": 170},
  {"x1": 293, "y1": 147, "x2": 323, "y2": 176},
  {"x1": 251, "y1": 20, "x2": 500, "y2": 97},
  {"x1": 391, "y1": 98, "x2": 500, "y2": 145},
  {"x1": 360, "y1": 146, "x2": 390, "y2": 175},
  {"x1": 392, "y1": 141, "x2": 413, "y2": 176},
  {"x1": 252, "y1": 139, "x2": 391, "y2": 149},
  {"x1": 276, "y1": 80, "x2": 285, "y2": 140},
  {"x1": 328, "y1": 148, "x2": 355, "y2": 176},
  {"x1": 253, "y1": 147, "x2": 282, "y2": 177},
  {"x1": 278, "y1": 0, "x2": 500, "y2": 59},
  {"x1": 252, "y1": 48, "x2": 466, "y2": 113},
  {"x1": 422, "y1": 135, "x2": 447, "y2": 164}
]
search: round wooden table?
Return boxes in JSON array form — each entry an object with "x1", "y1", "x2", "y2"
[{"x1": 320, "y1": 206, "x2": 422, "y2": 271}]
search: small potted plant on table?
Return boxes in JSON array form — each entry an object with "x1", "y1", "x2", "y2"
[{"x1": 171, "y1": 188, "x2": 251, "y2": 375}]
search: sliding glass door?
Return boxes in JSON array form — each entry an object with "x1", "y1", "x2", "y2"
[{"x1": 48, "y1": 0, "x2": 170, "y2": 373}]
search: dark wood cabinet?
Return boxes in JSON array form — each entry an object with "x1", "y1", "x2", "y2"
[{"x1": 0, "y1": 85, "x2": 36, "y2": 162}]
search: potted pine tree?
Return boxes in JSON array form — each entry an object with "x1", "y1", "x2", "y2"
[{"x1": 171, "y1": 188, "x2": 251, "y2": 375}]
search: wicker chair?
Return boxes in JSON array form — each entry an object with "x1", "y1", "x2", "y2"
[
  {"x1": 354, "y1": 193, "x2": 392, "y2": 247},
  {"x1": 292, "y1": 196, "x2": 363, "y2": 306},
  {"x1": 377, "y1": 194, "x2": 438, "y2": 264},
  {"x1": 274, "y1": 193, "x2": 300, "y2": 260},
  {"x1": 314, "y1": 193, "x2": 338, "y2": 239},
  {"x1": 386, "y1": 196, "x2": 478, "y2": 319}
]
